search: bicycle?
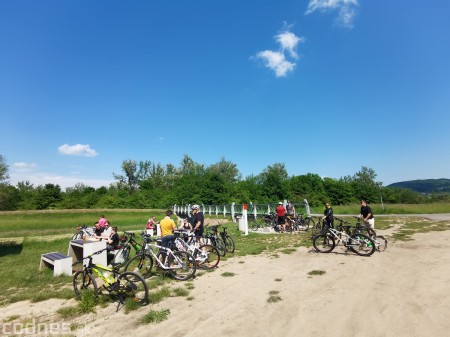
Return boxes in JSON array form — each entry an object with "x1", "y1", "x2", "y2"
[
  {"x1": 204, "y1": 225, "x2": 227, "y2": 256},
  {"x1": 72, "y1": 248, "x2": 149, "y2": 311},
  {"x1": 312, "y1": 225, "x2": 376, "y2": 256},
  {"x1": 72, "y1": 224, "x2": 95, "y2": 240},
  {"x1": 248, "y1": 214, "x2": 265, "y2": 231},
  {"x1": 124, "y1": 232, "x2": 196, "y2": 281},
  {"x1": 219, "y1": 225, "x2": 235, "y2": 253},
  {"x1": 310, "y1": 216, "x2": 325, "y2": 236},
  {"x1": 173, "y1": 230, "x2": 220, "y2": 269},
  {"x1": 107, "y1": 231, "x2": 147, "y2": 268},
  {"x1": 263, "y1": 212, "x2": 280, "y2": 232},
  {"x1": 351, "y1": 217, "x2": 388, "y2": 252}
]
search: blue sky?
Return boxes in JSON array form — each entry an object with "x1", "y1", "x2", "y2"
[{"x1": 1, "y1": 0, "x2": 449, "y2": 190}]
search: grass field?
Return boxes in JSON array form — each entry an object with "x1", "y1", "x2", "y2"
[{"x1": 0, "y1": 207, "x2": 449, "y2": 307}]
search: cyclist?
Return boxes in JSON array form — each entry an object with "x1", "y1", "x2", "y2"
[
  {"x1": 359, "y1": 199, "x2": 375, "y2": 229},
  {"x1": 191, "y1": 204, "x2": 204, "y2": 242},
  {"x1": 159, "y1": 210, "x2": 177, "y2": 262},
  {"x1": 322, "y1": 202, "x2": 334, "y2": 229},
  {"x1": 275, "y1": 202, "x2": 287, "y2": 232},
  {"x1": 285, "y1": 200, "x2": 296, "y2": 230}
]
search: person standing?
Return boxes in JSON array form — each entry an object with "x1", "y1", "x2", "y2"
[
  {"x1": 322, "y1": 202, "x2": 334, "y2": 229},
  {"x1": 146, "y1": 216, "x2": 157, "y2": 236},
  {"x1": 286, "y1": 200, "x2": 296, "y2": 217},
  {"x1": 191, "y1": 205, "x2": 204, "y2": 241},
  {"x1": 275, "y1": 202, "x2": 287, "y2": 232},
  {"x1": 159, "y1": 210, "x2": 177, "y2": 262},
  {"x1": 98, "y1": 215, "x2": 107, "y2": 228},
  {"x1": 360, "y1": 199, "x2": 375, "y2": 229}
]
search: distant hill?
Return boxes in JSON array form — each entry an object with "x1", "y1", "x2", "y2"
[{"x1": 388, "y1": 178, "x2": 450, "y2": 193}]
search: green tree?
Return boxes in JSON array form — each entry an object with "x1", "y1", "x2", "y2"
[
  {"x1": 35, "y1": 184, "x2": 62, "y2": 210},
  {"x1": 0, "y1": 155, "x2": 9, "y2": 183}
]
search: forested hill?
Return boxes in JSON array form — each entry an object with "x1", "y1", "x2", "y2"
[{"x1": 388, "y1": 179, "x2": 450, "y2": 193}]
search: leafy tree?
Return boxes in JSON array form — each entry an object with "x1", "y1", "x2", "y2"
[
  {"x1": 323, "y1": 177, "x2": 353, "y2": 205},
  {"x1": 0, "y1": 155, "x2": 9, "y2": 183},
  {"x1": 113, "y1": 160, "x2": 139, "y2": 191},
  {"x1": 35, "y1": 184, "x2": 62, "y2": 210}
]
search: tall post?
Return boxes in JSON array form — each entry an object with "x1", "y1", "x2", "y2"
[{"x1": 243, "y1": 203, "x2": 248, "y2": 235}]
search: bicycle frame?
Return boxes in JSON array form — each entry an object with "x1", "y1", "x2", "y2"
[{"x1": 142, "y1": 237, "x2": 186, "y2": 270}]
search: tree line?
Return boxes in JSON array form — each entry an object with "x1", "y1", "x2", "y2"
[{"x1": 0, "y1": 154, "x2": 448, "y2": 211}]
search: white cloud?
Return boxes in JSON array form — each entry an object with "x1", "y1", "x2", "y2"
[
  {"x1": 276, "y1": 31, "x2": 305, "y2": 59},
  {"x1": 255, "y1": 50, "x2": 296, "y2": 77},
  {"x1": 58, "y1": 144, "x2": 98, "y2": 157},
  {"x1": 253, "y1": 28, "x2": 304, "y2": 77},
  {"x1": 305, "y1": 0, "x2": 359, "y2": 28},
  {"x1": 12, "y1": 162, "x2": 38, "y2": 170}
]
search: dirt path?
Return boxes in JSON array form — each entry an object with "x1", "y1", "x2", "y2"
[{"x1": 1, "y1": 216, "x2": 450, "y2": 337}]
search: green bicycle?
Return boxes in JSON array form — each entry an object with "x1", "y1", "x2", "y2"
[{"x1": 73, "y1": 248, "x2": 149, "y2": 311}]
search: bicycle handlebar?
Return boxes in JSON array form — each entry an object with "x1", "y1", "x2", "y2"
[{"x1": 73, "y1": 248, "x2": 108, "y2": 265}]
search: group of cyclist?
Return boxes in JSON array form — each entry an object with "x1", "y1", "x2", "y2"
[
  {"x1": 275, "y1": 199, "x2": 375, "y2": 232},
  {"x1": 322, "y1": 199, "x2": 375, "y2": 230}
]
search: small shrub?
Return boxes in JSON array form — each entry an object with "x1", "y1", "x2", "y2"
[
  {"x1": 57, "y1": 306, "x2": 79, "y2": 318},
  {"x1": 148, "y1": 287, "x2": 171, "y2": 304},
  {"x1": 140, "y1": 309, "x2": 170, "y2": 324},
  {"x1": 124, "y1": 297, "x2": 142, "y2": 314},
  {"x1": 308, "y1": 270, "x2": 326, "y2": 276},
  {"x1": 221, "y1": 272, "x2": 235, "y2": 277},
  {"x1": 78, "y1": 291, "x2": 97, "y2": 314},
  {"x1": 172, "y1": 287, "x2": 189, "y2": 297}
]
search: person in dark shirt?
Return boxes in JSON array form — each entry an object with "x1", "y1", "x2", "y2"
[
  {"x1": 359, "y1": 200, "x2": 375, "y2": 229},
  {"x1": 191, "y1": 205, "x2": 204, "y2": 241},
  {"x1": 93, "y1": 222, "x2": 104, "y2": 238},
  {"x1": 106, "y1": 226, "x2": 120, "y2": 251},
  {"x1": 322, "y1": 202, "x2": 334, "y2": 229}
]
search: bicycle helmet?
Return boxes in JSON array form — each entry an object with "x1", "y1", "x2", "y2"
[{"x1": 191, "y1": 204, "x2": 200, "y2": 210}]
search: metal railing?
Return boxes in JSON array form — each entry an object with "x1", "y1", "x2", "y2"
[{"x1": 173, "y1": 199, "x2": 311, "y2": 222}]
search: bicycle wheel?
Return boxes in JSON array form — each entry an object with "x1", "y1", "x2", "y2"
[
  {"x1": 214, "y1": 237, "x2": 226, "y2": 257},
  {"x1": 312, "y1": 233, "x2": 335, "y2": 253},
  {"x1": 196, "y1": 244, "x2": 220, "y2": 269},
  {"x1": 167, "y1": 251, "x2": 196, "y2": 281},
  {"x1": 251, "y1": 218, "x2": 259, "y2": 231},
  {"x1": 348, "y1": 234, "x2": 375, "y2": 256},
  {"x1": 224, "y1": 235, "x2": 235, "y2": 253},
  {"x1": 117, "y1": 271, "x2": 149, "y2": 306},
  {"x1": 303, "y1": 217, "x2": 313, "y2": 231},
  {"x1": 373, "y1": 235, "x2": 387, "y2": 252},
  {"x1": 73, "y1": 270, "x2": 98, "y2": 300},
  {"x1": 124, "y1": 253, "x2": 153, "y2": 279}
]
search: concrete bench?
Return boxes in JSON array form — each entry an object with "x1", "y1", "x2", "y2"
[{"x1": 40, "y1": 252, "x2": 72, "y2": 276}]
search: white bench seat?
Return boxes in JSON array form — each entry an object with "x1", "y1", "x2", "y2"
[{"x1": 40, "y1": 252, "x2": 72, "y2": 276}]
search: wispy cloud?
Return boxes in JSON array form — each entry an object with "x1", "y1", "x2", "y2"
[
  {"x1": 305, "y1": 0, "x2": 359, "y2": 29},
  {"x1": 58, "y1": 144, "x2": 98, "y2": 157},
  {"x1": 9, "y1": 170, "x2": 113, "y2": 190},
  {"x1": 253, "y1": 28, "x2": 305, "y2": 78},
  {"x1": 12, "y1": 162, "x2": 38, "y2": 170}
]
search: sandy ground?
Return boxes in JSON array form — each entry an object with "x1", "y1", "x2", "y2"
[{"x1": 2, "y1": 221, "x2": 450, "y2": 337}]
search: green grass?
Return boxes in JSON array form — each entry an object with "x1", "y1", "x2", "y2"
[
  {"x1": 140, "y1": 308, "x2": 170, "y2": 324},
  {"x1": 148, "y1": 287, "x2": 172, "y2": 304},
  {"x1": 172, "y1": 287, "x2": 189, "y2": 297},
  {"x1": 221, "y1": 272, "x2": 235, "y2": 277},
  {"x1": 331, "y1": 202, "x2": 450, "y2": 215},
  {"x1": 0, "y1": 209, "x2": 166, "y2": 238}
]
